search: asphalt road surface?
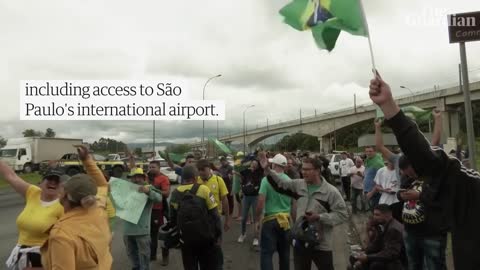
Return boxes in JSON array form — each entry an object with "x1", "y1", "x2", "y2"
[{"x1": 0, "y1": 187, "x2": 352, "y2": 270}]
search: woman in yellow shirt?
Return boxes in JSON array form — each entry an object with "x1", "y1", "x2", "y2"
[{"x1": 0, "y1": 161, "x2": 66, "y2": 270}]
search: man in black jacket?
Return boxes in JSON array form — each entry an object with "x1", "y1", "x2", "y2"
[
  {"x1": 349, "y1": 204, "x2": 404, "y2": 270},
  {"x1": 370, "y1": 71, "x2": 480, "y2": 270}
]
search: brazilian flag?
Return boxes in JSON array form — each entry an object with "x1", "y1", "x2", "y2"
[{"x1": 280, "y1": 0, "x2": 368, "y2": 51}]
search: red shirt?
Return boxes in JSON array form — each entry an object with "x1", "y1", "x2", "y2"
[{"x1": 151, "y1": 174, "x2": 170, "y2": 210}]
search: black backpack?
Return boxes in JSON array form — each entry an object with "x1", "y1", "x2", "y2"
[{"x1": 176, "y1": 184, "x2": 215, "y2": 246}]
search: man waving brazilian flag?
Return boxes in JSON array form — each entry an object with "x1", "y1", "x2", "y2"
[{"x1": 280, "y1": 0, "x2": 368, "y2": 51}]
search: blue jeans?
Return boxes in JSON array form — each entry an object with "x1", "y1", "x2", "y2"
[
  {"x1": 124, "y1": 235, "x2": 151, "y2": 270},
  {"x1": 404, "y1": 231, "x2": 447, "y2": 270},
  {"x1": 241, "y1": 195, "x2": 258, "y2": 235},
  {"x1": 260, "y1": 219, "x2": 290, "y2": 270}
]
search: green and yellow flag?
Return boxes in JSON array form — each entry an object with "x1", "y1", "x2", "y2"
[{"x1": 280, "y1": 0, "x2": 368, "y2": 51}]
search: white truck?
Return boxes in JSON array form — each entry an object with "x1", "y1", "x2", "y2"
[{"x1": 0, "y1": 137, "x2": 83, "y2": 173}]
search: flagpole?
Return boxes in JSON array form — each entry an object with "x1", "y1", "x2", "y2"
[{"x1": 358, "y1": 0, "x2": 376, "y2": 73}]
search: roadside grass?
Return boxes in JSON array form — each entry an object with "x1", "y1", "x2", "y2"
[{"x1": 0, "y1": 173, "x2": 42, "y2": 189}]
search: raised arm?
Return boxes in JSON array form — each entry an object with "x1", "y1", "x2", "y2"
[
  {"x1": 165, "y1": 151, "x2": 180, "y2": 170},
  {"x1": 431, "y1": 109, "x2": 442, "y2": 147},
  {"x1": 370, "y1": 72, "x2": 446, "y2": 177},
  {"x1": 0, "y1": 161, "x2": 30, "y2": 197},
  {"x1": 375, "y1": 119, "x2": 394, "y2": 160},
  {"x1": 77, "y1": 146, "x2": 108, "y2": 188}
]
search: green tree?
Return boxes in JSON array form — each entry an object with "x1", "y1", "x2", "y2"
[
  {"x1": 274, "y1": 133, "x2": 320, "y2": 152},
  {"x1": 134, "y1": 147, "x2": 142, "y2": 156},
  {"x1": 22, "y1": 129, "x2": 43, "y2": 137},
  {"x1": 0, "y1": 136, "x2": 7, "y2": 148},
  {"x1": 91, "y1": 137, "x2": 127, "y2": 153},
  {"x1": 44, "y1": 128, "x2": 56, "y2": 138}
]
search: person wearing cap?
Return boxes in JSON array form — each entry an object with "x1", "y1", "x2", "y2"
[
  {"x1": 255, "y1": 154, "x2": 293, "y2": 270},
  {"x1": 169, "y1": 165, "x2": 222, "y2": 270},
  {"x1": 258, "y1": 152, "x2": 347, "y2": 270},
  {"x1": 232, "y1": 152, "x2": 246, "y2": 220},
  {"x1": 0, "y1": 161, "x2": 66, "y2": 270},
  {"x1": 339, "y1": 152, "x2": 355, "y2": 201},
  {"x1": 218, "y1": 156, "x2": 234, "y2": 217},
  {"x1": 123, "y1": 167, "x2": 163, "y2": 270},
  {"x1": 39, "y1": 172, "x2": 112, "y2": 270},
  {"x1": 196, "y1": 159, "x2": 230, "y2": 270}
]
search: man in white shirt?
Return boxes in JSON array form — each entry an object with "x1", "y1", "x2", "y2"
[
  {"x1": 339, "y1": 152, "x2": 355, "y2": 201},
  {"x1": 367, "y1": 160, "x2": 399, "y2": 206},
  {"x1": 349, "y1": 158, "x2": 365, "y2": 214}
]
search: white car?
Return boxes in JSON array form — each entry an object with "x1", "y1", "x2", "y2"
[
  {"x1": 325, "y1": 153, "x2": 342, "y2": 179},
  {"x1": 160, "y1": 167, "x2": 179, "y2": 184}
]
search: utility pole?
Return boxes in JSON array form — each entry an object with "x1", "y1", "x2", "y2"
[
  {"x1": 354, "y1": 94, "x2": 357, "y2": 113},
  {"x1": 152, "y1": 120, "x2": 156, "y2": 158},
  {"x1": 460, "y1": 44, "x2": 476, "y2": 170}
]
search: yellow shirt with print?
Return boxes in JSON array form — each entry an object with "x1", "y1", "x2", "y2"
[
  {"x1": 171, "y1": 184, "x2": 217, "y2": 211},
  {"x1": 197, "y1": 175, "x2": 228, "y2": 214}
]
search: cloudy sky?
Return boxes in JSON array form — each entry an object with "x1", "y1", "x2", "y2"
[{"x1": 1, "y1": 0, "x2": 480, "y2": 145}]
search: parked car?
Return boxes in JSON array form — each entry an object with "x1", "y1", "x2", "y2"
[
  {"x1": 325, "y1": 153, "x2": 342, "y2": 180},
  {"x1": 160, "y1": 167, "x2": 179, "y2": 184}
]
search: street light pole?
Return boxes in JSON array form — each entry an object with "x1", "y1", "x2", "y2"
[
  {"x1": 202, "y1": 74, "x2": 222, "y2": 157},
  {"x1": 400, "y1": 85, "x2": 415, "y2": 95},
  {"x1": 153, "y1": 120, "x2": 156, "y2": 158},
  {"x1": 243, "y1": 105, "x2": 255, "y2": 153}
]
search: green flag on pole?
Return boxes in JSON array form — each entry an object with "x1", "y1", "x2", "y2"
[
  {"x1": 208, "y1": 138, "x2": 232, "y2": 155},
  {"x1": 376, "y1": 105, "x2": 432, "y2": 123},
  {"x1": 279, "y1": 0, "x2": 368, "y2": 51}
]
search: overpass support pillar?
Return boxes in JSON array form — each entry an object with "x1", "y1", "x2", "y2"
[
  {"x1": 320, "y1": 136, "x2": 332, "y2": 154},
  {"x1": 443, "y1": 107, "x2": 461, "y2": 140}
]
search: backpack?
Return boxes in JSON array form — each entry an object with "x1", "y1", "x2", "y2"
[{"x1": 176, "y1": 184, "x2": 215, "y2": 246}]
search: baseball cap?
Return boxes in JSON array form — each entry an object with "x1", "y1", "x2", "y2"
[
  {"x1": 268, "y1": 154, "x2": 287, "y2": 167},
  {"x1": 63, "y1": 174, "x2": 97, "y2": 203},
  {"x1": 129, "y1": 167, "x2": 146, "y2": 177},
  {"x1": 43, "y1": 169, "x2": 70, "y2": 182}
]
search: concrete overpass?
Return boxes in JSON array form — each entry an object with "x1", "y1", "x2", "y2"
[{"x1": 219, "y1": 81, "x2": 480, "y2": 153}]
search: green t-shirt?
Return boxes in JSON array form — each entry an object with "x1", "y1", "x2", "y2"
[
  {"x1": 307, "y1": 184, "x2": 321, "y2": 197},
  {"x1": 259, "y1": 173, "x2": 292, "y2": 216}
]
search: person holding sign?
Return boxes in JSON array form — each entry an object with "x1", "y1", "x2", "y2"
[{"x1": 122, "y1": 167, "x2": 162, "y2": 270}]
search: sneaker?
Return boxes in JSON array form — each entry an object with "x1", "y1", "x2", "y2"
[
  {"x1": 238, "y1": 234, "x2": 246, "y2": 243},
  {"x1": 252, "y1": 238, "x2": 259, "y2": 246}
]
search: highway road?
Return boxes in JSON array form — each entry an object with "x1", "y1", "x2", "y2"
[{"x1": 0, "y1": 187, "x2": 353, "y2": 270}]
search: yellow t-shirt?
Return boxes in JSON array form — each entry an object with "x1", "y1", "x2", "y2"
[
  {"x1": 197, "y1": 175, "x2": 228, "y2": 214},
  {"x1": 171, "y1": 184, "x2": 217, "y2": 211},
  {"x1": 16, "y1": 185, "x2": 64, "y2": 246}
]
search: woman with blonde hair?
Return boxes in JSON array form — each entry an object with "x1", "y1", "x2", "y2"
[{"x1": 24, "y1": 145, "x2": 113, "y2": 270}]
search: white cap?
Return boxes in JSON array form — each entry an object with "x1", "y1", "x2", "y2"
[{"x1": 268, "y1": 154, "x2": 287, "y2": 167}]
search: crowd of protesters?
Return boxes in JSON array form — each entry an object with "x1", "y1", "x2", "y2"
[{"x1": 1, "y1": 72, "x2": 479, "y2": 270}]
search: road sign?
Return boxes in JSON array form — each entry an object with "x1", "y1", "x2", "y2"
[{"x1": 448, "y1": 11, "x2": 480, "y2": 43}]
